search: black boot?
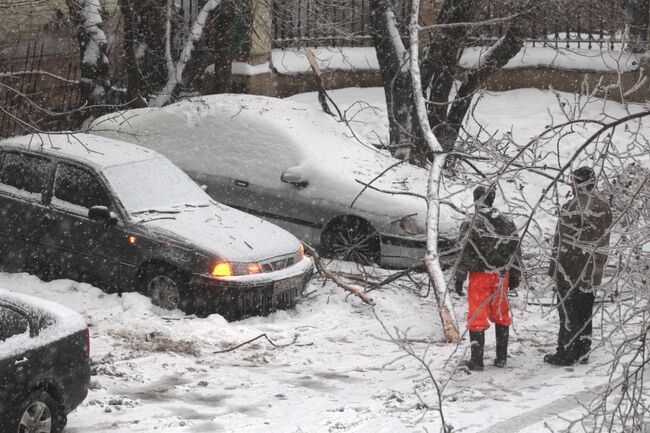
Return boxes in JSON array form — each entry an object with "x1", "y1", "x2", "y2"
[
  {"x1": 543, "y1": 348, "x2": 575, "y2": 366},
  {"x1": 467, "y1": 331, "x2": 485, "y2": 371},
  {"x1": 494, "y1": 324, "x2": 509, "y2": 368}
]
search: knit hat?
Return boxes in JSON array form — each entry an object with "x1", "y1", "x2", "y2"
[
  {"x1": 571, "y1": 166, "x2": 596, "y2": 187},
  {"x1": 473, "y1": 186, "x2": 496, "y2": 207}
]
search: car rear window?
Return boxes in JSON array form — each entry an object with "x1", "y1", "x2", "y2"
[
  {"x1": 0, "y1": 152, "x2": 50, "y2": 200},
  {"x1": 0, "y1": 306, "x2": 29, "y2": 341},
  {"x1": 53, "y1": 163, "x2": 111, "y2": 212}
]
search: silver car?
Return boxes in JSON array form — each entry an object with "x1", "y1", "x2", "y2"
[{"x1": 92, "y1": 94, "x2": 458, "y2": 268}]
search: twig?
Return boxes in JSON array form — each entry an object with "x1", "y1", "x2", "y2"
[
  {"x1": 367, "y1": 260, "x2": 425, "y2": 292},
  {"x1": 213, "y1": 333, "x2": 298, "y2": 354},
  {"x1": 304, "y1": 244, "x2": 374, "y2": 305}
]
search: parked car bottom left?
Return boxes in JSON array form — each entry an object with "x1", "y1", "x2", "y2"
[{"x1": 0, "y1": 289, "x2": 90, "y2": 433}]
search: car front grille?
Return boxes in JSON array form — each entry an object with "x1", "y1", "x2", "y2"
[{"x1": 259, "y1": 253, "x2": 298, "y2": 273}]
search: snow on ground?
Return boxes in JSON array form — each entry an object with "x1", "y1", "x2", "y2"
[
  {"x1": 0, "y1": 268, "x2": 617, "y2": 433},
  {"x1": 271, "y1": 44, "x2": 642, "y2": 75}
]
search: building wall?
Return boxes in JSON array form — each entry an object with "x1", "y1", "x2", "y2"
[{"x1": 0, "y1": 0, "x2": 120, "y2": 45}]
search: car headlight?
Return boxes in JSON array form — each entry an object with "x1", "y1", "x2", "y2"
[
  {"x1": 211, "y1": 261, "x2": 262, "y2": 277},
  {"x1": 399, "y1": 216, "x2": 423, "y2": 235}
]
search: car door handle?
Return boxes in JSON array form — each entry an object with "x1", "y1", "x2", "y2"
[
  {"x1": 234, "y1": 180, "x2": 249, "y2": 188},
  {"x1": 14, "y1": 357, "x2": 28, "y2": 365}
]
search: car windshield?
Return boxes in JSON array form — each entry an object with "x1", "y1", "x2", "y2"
[{"x1": 103, "y1": 157, "x2": 211, "y2": 215}]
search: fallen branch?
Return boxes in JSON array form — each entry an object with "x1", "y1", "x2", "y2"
[
  {"x1": 213, "y1": 333, "x2": 298, "y2": 354},
  {"x1": 367, "y1": 260, "x2": 425, "y2": 292},
  {"x1": 304, "y1": 244, "x2": 375, "y2": 305},
  {"x1": 303, "y1": 48, "x2": 343, "y2": 119}
]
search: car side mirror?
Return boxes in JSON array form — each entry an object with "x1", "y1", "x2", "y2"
[
  {"x1": 281, "y1": 168, "x2": 309, "y2": 189},
  {"x1": 88, "y1": 206, "x2": 118, "y2": 226}
]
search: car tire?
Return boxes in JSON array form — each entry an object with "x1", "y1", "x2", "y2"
[
  {"x1": 140, "y1": 265, "x2": 193, "y2": 313},
  {"x1": 13, "y1": 390, "x2": 66, "y2": 433},
  {"x1": 321, "y1": 216, "x2": 380, "y2": 265}
]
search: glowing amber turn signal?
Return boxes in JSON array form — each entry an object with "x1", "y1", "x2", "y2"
[
  {"x1": 299, "y1": 243, "x2": 305, "y2": 258},
  {"x1": 247, "y1": 264, "x2": 261, "y2": 274},
  {"x1": 127, "y1": 236, "x2": 137, "y2": 245},
  {"x1": 212, "y1": 261, "x2": 233, "y2": 277}
]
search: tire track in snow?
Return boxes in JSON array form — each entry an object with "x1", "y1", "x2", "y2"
[{"x1": 476, "y1": 382, "x2": 610, "y2": 433}]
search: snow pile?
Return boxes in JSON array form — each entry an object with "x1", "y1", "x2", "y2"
[
  {"x1": 272, "y1": 47, "x2": 379, "y2": 75},
  {"x1": 231, "y1": 61, "x2": 272, "y2": 76},
  {"x1": 461, "y1": 45, "x2": 640, "y2": 72},
  {"x1": 272, "y1": 45, "x2": 641, "y2": 75}
]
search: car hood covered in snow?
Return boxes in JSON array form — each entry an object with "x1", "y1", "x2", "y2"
[
  {"x1": 134, "y1": 203, "x2": 302, "y2": 263},
  {"x1": 91, "y1": 94, "x2": 469, "y2": 235}
]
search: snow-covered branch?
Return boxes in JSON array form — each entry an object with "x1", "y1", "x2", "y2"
[
  {"x1": 67, "y1": 0, "x2": 111, "y2": 105},
  {"x1": 151, "y1": 0, "x2": 223, "y2": 107}
]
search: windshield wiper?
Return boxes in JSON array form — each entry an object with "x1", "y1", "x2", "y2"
[
  {"x1": 131, "y1": 208, "x2": 182, "y2": 216},
  {"x1": 179, "y1": 203, "x2": 210, "y2": 209}
]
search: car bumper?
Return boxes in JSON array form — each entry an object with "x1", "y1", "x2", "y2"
[
  {"x1": 380, "y1": 233, "x2": 455, "y2": 269},
  {"x1": 189, "y1": 256, "x2": 314, "y2": 320}
]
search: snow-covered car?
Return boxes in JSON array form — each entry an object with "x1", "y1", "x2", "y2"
[
  {"x1": 91, "y1": 94, "x2": 457, "y2": 268},
  {"x1": 0, "y1": 289, "x2": 90, "y2": 433},
  {"x1": 0, "y1": 134, "x2": 313, "y2": 319}
]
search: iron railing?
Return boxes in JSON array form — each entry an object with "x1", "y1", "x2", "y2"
[
  {"x1": 272, "y1": 0, "x2": 629, "y2": 49},
  {"x1": 0, "y1": 40, "x2": 81, "y2": 138},
  {"x1": 272, "y1": 0, "x2": 411, "y2": 48}
]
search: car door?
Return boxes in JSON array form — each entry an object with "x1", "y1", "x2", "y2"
[
  {"x1": 0, "y1": 151, "x2": 53, "y2": 274},
  {"x1": 44, "y1": 161, "x2": 137, "y2": 291},
  {"x1": 188, "y1": 142, "x2": 328, "y2": 246}
]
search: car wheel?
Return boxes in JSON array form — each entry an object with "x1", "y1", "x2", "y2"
[
  {"x1": 141, "y1": 266, "x2": 192, "y2": 312},
  {"x1": 15, "y1": 390, "x2": 65, "y2": 433},
  {"x1": 321, "y1": 216, "x2": 380, "y2": 265}
]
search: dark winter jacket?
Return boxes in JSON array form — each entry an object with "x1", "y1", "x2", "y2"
[
  {"x1": 549, "y1": 191, "x2": 612, "y2": 289},
  {"x1": 455, "y1": 207, "x2": 522, "y2": 288}
]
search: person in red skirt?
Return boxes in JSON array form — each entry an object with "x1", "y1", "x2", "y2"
[{"x1": 455, "y1": 186, "x2": 522, "y2": 371}]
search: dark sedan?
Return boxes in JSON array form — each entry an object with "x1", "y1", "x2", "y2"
[
  {"x1": 0, "y1": 134, "x2": 314, "y2": 319},
  {"x1": 0, "y1": 289, "x2": 90, "y2": 433}
]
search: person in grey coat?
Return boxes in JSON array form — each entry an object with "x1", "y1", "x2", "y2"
[{"x1": 545, "y1": 167, "x2": 612, "y2": 366}]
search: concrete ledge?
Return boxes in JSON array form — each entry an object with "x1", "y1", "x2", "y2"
[{"x1": 232, "y1": 64, "x2": 650, "y2": 103}]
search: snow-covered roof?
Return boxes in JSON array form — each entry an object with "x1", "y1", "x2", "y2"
[
  {"x1": 0, "y1": 288, "x2": 86, "y2": 361},
  {"x1": 0, "y1": 133, "x2": 160, "y2": 169}
]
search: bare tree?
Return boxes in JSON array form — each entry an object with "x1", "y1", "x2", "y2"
[
  {"x1": 118, "y1": 0, "x2": 247, "y2": 107},
  {"x1": 370, "y1": 0, "x2": 538, "y2": 165}
]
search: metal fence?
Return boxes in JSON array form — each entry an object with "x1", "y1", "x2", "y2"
[
  {"x1": 272, "y1": 0, "x2": 411, "y2": 48},
  {"x1": 272, "y1": 0, "x2": 629, "y2": 49},
  {"x1": 470, "y1": 0, "x2": 627, "y2": 49},
  {"x1": 0, "y1": 40, "x2": 81, "y2": 138}
]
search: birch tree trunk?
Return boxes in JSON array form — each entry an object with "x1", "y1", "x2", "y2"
[
  {"x1": 409, "y1": 0, "x2": 460, "y2": 343},
  {"x1": 150, "y1": 0, "x2": 223, "y2": 107},
  {"x1": 67, "y1": 0, "x2": 111, "y2": 107}
]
